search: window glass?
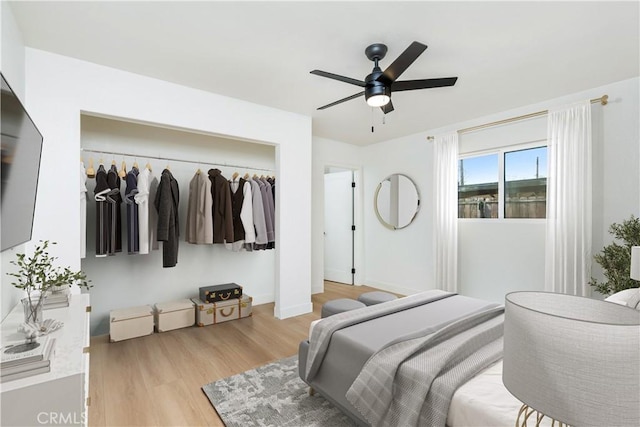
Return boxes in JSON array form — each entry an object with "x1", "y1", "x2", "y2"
[
  {"x1": 458, "y1": 154, "x2": 498, "y2": 218},
  {"x1": 504, "y1": 147, "x2": 547, "y2": 218}
]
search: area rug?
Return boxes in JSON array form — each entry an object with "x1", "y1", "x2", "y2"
[{"x1": 202, "y1": 355, "x2": 356, "y2": 426}]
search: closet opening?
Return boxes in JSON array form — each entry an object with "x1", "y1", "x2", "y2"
[{"x1": 79, "y1": 114, "x2": 277, "y2": 336}]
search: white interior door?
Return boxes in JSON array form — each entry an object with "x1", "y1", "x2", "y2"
[{"x1": 324, "y1": 170, "x2": 353, "y2": 284}]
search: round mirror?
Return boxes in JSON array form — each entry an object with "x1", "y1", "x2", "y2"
[{"x1": 374, "y1": 174, "x2": 420, "y2": 230}]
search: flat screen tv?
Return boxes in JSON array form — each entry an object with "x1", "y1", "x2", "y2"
[{"x1": 1, "y1": 72, "x2": 44, "y2": 251}]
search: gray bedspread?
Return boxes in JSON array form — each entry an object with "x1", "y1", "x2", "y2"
[
  {"x1": 345, "y1": 306, "x2": 504, "y2": 427},
  {"x1": 303, "y1": 290, "x2": 504, "y2": 427},
  {"x1": 304, "y1": 290, "x2": 455, "y2": 382}
]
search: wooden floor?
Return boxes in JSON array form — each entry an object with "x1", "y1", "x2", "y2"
[{"x1": 88, "y1": 282, "x2": 392, "y2": 426}]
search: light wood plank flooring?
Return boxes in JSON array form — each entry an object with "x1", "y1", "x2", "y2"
[{"x1": 88, "y1": 282, "x2": 394, "y2": 426}]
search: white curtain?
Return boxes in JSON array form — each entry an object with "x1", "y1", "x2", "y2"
[
  {"x1": 434, "y1": 132, "x2": 459, "y2": 293},
  {"x1": 545, "y1": 101, "x2": 592, "y2": 296}
]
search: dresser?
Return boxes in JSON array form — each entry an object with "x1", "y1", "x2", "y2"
[{"x1": 0, "y1": 294, "x2": 90, "y2": 426}]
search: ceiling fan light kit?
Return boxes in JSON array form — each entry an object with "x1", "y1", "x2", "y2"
[{"x1": 311, "y1": 41, "x2": 458, "y2": 115}]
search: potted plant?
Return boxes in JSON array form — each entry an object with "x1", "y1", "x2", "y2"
[
  {"x1": 6, "y1": 240, "x2": 91, "y2": 325},
  {"x1": 590, "y1": 215, "x2": 640, "y2": 295}
]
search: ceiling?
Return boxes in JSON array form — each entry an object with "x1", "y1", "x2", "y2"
[{"x1": 9, "y1": 1, "x2": 639, "y2": 146}]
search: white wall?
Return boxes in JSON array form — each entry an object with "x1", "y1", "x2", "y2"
[
  {"x1": 363, "y1": 77, "x2": 639, "y2": 301},
  {"x1": 0, "y1": 1, "x2": 27, "y2": 321},
  {"x1": 25, "y1": 48, "x2": 313, "y2": 329},
  {"x1": 362, "y1": 133, "x2": 435, "y2": 296},
  {"x1": 81, "y1": 116, "x2": 277, "y2": 335},
  {"x1": 311, "y1": 136, "x2": 364, "y2": 293},
  {"x1": 457, "y1": 117, "x2": 548, "y2": 303}
]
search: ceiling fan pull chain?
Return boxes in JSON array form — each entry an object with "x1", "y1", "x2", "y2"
[{"x1": 371, "y1": 107, "x2": 375, "y2": 133}]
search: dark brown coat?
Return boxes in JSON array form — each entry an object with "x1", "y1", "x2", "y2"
[
  {"x1": 155, "y1": 169, "x2": 180, "y2": 267},
  {"x1": 208, "y1": 169, "x2": 233, "y2": 244}
]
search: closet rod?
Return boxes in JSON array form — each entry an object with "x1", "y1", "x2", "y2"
[
  {"x1": 426, "y1": 94, "x2": 608, "y2": 141},
  {"x1": 80, "y1": 148, "x2": 274, "y2": 172}
]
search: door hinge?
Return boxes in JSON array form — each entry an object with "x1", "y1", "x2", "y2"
[
  {"x1": 351, "y1": 268, "x2": 356, "y2": 274},
  {"x1": 351, "y1": 225, "x2": 356, "y2": 231},
  {"x1": 351, "y1": 182, "x2": 356, "y2": 188}
]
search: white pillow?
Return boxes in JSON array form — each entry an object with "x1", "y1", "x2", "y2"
[
  {"x1": 605, "y1": 288, "x2": 640, "y2": 309},
  {"x1": 626, "y1": 290, "x2": 640, "y2": 310}
]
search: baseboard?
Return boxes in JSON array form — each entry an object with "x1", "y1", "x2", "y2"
[
  {"x1": 364, "y1": 280, "x2": 423, "y2": 297},
  {"x1": 251, "y1": 293, "x2": 275, "y2": 306},
  {"x1": 324, "y1": 269, "x2": 352, "y2": 285},
  {"x1": 275, "y1": 301, "x2": 313, "y2": 319}
]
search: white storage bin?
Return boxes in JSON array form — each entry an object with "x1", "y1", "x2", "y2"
[
  {"x1": 154, "y1": 299, "x2": 195, "y2": 332},
  {"x1": 110, "y1": 305, "x2": 154, "y2": 342}
]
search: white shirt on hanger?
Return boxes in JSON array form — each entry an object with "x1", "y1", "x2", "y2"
[{"x1": 134, "y1": 167, "x2": 155, "y2": 254}]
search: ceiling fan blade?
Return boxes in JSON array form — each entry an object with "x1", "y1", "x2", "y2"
[
  {"x1": 380, "y1": 100, "x2": 394, "y2": 114},
  {"x1": 377, "y1": 41, "x2": 427, "y2": 85},
  {"x1": 392, "y1": 77, "x2": 458, "y2": 92},
  {"x1": 317, "y1": 91, "x2": 365, "y2": 110},
  {"x1": 310, "y1": 70, "x2": 366, "y2": 87}
]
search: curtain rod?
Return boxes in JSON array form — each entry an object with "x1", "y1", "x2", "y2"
[
  {"x1": 80, "y1": 148, "x2": 274, "y2": 172},
  {"x1": 426, "y1": 94, "x2": 608, "y2": 141}
]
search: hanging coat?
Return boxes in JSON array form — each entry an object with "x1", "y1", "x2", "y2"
[
  {"x1": 107, "y1": 165, "x2": 123, "y2": 253},
  {"x1": 208, "y1": 169, "x2": 234, "y2": 244},
  {"x1": 148, "y1": 173, "x2": 160, "y2": 251},
  {"x1": 186, "y1": 171, "x2": 213, "y2": 244},
  {"x1": 229, "y1": 178, "x2": 247, "y2": 243},
  {"x1": 94, "y1": 165, "x2": 110, "y2": 257},
  {"x1": 226, "y1": 179, "x2": 254, "y2": 252},
  {"x1": 244, "y1": 178, "x2": 267, "y2": 251},
  {"x1": 155, "y1": 169, "x2": 180, "y2": 268},
  {"x1": 257, "y1": 178, "x2": 275, "y2": 245},
  {"x1": 185, "y1": 173, "x2": 199, "y2": 244},
  {"x1": 125, "y1": 167, "x2": 140, "y2": 254},
  {"x1": 196, "y1": 172, "x2": 213, "y2": 244}
]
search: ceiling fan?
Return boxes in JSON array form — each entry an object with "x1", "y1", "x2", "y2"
[{"x1": 311, "y1": 41, "x2": 458, "y2": 114}]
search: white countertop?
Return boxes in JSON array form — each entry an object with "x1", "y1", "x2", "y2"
[{"x1": 0, "y1": 294, "x2": 90, "y2": 393}]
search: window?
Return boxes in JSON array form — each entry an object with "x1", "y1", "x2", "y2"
[
  {"x1": 458, "y1": 154, "x2": 499, "y2": 218},
  {"x1": 504, "y1": 147, "x2": 547, "y2": 218},
  {"x1": 458, "y1": 144, "x2": 547, "y2": 219}
]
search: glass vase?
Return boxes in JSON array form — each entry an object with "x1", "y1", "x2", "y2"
[{"x1": 21, "y1": 297, "x2": 44, "y2": 325}]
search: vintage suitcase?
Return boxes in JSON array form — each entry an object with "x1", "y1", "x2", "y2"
[
  {"x1": 199, "y1": 283, "x2": 243, "y2": 304},
  {"x1": 191, "y1": 298, "x2": 215, "y2": 327},
  {"x1": 214, "y1": 295, "x2": 253, "y2": 324},
  {"x1": 110, "y1": 305, "x2": 154, "y2": 342},
  {"x1": 154, "y1": 299, "x2": 195, "y2": 332}
]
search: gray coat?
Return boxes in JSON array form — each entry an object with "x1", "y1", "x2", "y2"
[{"x1": 155, "y1": 169, "x2": 180, "y2": 267}]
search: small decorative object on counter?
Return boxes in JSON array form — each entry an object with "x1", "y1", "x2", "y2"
[
  {"x1": 199, "y1": 283, "x2": 243, "y2": 304},
  {"x1": 6, "y1": 240, "x2": 91, "y2": 327},
  {"x1": 110, "y1": 305, "x2": 154, "y2": 342},
  {"x1": 154, "y1": 299, "x2": 195, "y2": 332}
]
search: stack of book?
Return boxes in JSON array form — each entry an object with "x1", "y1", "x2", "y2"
[
  {"x1": 0, "y1": 337, "x2": 56, "y2": 383},
  {"x1": 43, "y1": 290, "x2": 70, "y2": 310}
]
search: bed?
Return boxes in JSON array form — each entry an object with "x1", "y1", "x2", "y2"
[{"x1": 298, "y1": 290, "x2": 548, "y2": 427}]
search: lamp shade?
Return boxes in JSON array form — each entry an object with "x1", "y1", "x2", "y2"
[
  {"x1": 631, "y1": 246, "x2": 640, "y2": 280},
  {"x1": 503, "y1": 291, "x2": 640, "y2": 427}
]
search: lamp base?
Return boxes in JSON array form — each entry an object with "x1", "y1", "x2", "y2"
[{"x1": 516, "y1": 404, "x2": 569, "y2": 427}]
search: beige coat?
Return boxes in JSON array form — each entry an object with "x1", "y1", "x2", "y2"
[{"x1": 186, "y1": 171, "x2": 213, "y2": 244}]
